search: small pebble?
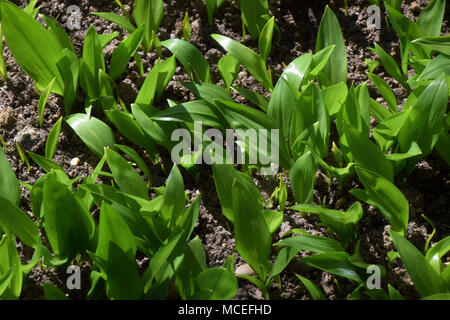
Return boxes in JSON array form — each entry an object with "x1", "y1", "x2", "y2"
[{"x1": 70, "y1": 157, "x2": 80, "y2": 166}]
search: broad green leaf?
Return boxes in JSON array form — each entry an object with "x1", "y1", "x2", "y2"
[
  {"x1": 0, "y1": 236, "x2": 22, "y2": 300},
  {"x1": 367, "y1": 72, "x2": 397, "y2": 113},
  {"x1": 345, "y1": 125, "x2": 394, "y2": 182},
  {"x1": 65, "y1": 114, "x2": 116, "y2": 157},
  {"x1": 238, "y1": 0, "x2": 269, "y2": 40},
  {"x1": 183, "y1": 82, "x2": 233, "y2": 103},
  {"x1": 99, "y1": 32, "x2": 120, "y2": 48},
  {"x1": 316, "y1": 6, "x2": 347, "y2": 87},
  {"x1": 80, "y1": 25, "x2": 105, "y2": 99},
  {"x1": 212, "y1": 164, "x2": 262, "y2": 223},
  {"x1": 44, "y1": 17, "x2": 74, "y2": 53},
  {"x1": 413, "y1": 36, "x2": 450, "y2": 55},
  {"x1": 0, "y1": 197, "x2": 40, "y2": 248},
  {"x1": 275, "y1": 233, "x2": 344, "y2": 253},
  {"x1": 289, "y1": 152, "x2": 317, "y2": 204},
  {"x1": 131, "y1": 104, "x2": 176, "y2": 150},
  {"x1": 296, "y1": 274, "x2": 326, "y2": 300},
  {"x1": 161, "y1": 164, "x2": 185, "y2": 228},
  {"x1": 161, "y1": 39, "x2": 210, "y2": 83},
  {"x1": 152, "y1": 100, "x2": 228, "y2": 129},
  {"x1": 57, "y1": 49, "x2": 79, "y2": 113},
  {"x1": 0, "y1": 148, "x2": 20, "y2": 206},
  {"x1": 27, "y1": 151, "x2": 64, "y2": 173},
  {"x1": 373, "y1": 109, "x2": 411, "y2": 152},
  {"x1": 205, "y1": 0, "x2": 216, "y2": 25},
  {"x1": 114, "y1": 144, "x2": 151, "y2": 183},
  {"x1": 192, "y1": 268, "x2": 238, "y2": 300},
  {"x1": 91, "y1": 12, "x2": 136, "y2": 34},
  {"x1": 45, "y1": 117, "x2": 62, "y2": 160},
  {"x1": 43, "y1": 283, "x2": 68, "y2": 300},
  {"x1": 232, "y1": 179, "x2": 271, "y2": 280},
  {"x1": 419, "y1": 54, "x2": 450, "y2": 81},
  {"x1": 42, "y1": 177, "x2": 95, "y2": 259},
  {"x1": 258, "y1": 17, "x2": 275, "y2": 62},
  {"x1": 0, "y1": 1, "x2": 64, "y2": 94},
  {"x1": 232, "y1": 87, "x2": 269, "y2": 112},
  {"x1": 96, "y1": 202, "x2": 137, "y2": 264},
  {"x1": 321, "y1": 82, "x2": 348, "y2": 117},
  {"x1": 416, "y1": 0, "x2": 446, "y2": 37},
  {"x1": 301, "y1": 251, "x2": 362, "y2": 282},
  {"x1": 105, "y1": 148, "x2": 148, "y2": 199},
  {"x1": 389, "y1": 230, "x2": 448, "y2": 298},
  {"x1": 110, "y1": 26, "x2": 145, "y2": 80},
  {"x1": 351, "y1": 167, "x2": 408, "y2": 233},
  {"x1": 133, "y1": 0, "x2": 164, "y2": 50},
  {"x1": 175, "y1": 236, "x2": 206, "y2": 299},
  {"x1": 397, "y1": 76, "x2": 448, "y2": 157},
  {"x1": 105, "y1": 109, "x2": 156, "y2": 154},
  {"x1": 262, "y1": 210, "x2": 283, "y2": 234},
  {"x1": 212, "y1": 34, "x2": 273, "y2": 91},
  {"x1": 218, "y1": 55, "x2": 240, "y2": 90},
  {"x1": 370, "y1": 43, "x2": 407, "y2": 89}
]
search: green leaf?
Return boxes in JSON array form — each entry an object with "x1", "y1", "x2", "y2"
[
  {"x1": 161, "y1": 164, "x2": 185, "y2": 228},
  {"x1": 367, "y1": 72, "x2": 397, "y2": 113},
  {"x1": 42, "y1": 177, "x2": 95, "y2": 259},
  {"x1": 182, "y1": 11, "x2": 191, "y2": 42},
  {"x1": 43, "y1": 283, "x2": 68, "y2": 300},
  {"x1": 370, "y1": 43, "x2": 407, "y2": 89},
  {"x1": 109, "y1": 26, "x2": 145, "y2": 80},
  {"x1": 114, "y1": 144, "x2": 151, "y2": 183},
  {"x1": 0, "y1": 1, "x2": 65, "y2": 94},
  {"x1": 232, "y1": 179, "x2": 271, "y2": 280},
  {"x1": 351, "y1": 167, "x2": 408, "y2": 233},
  {"x1": 105, "y1": 109, "x2": 156, "y2": 154},
  {"x1": 416, "y1": 0, "x2": 446, "y2": 37},
  {"x1": 419, "y1": 54, "x2": 450, "y2": 81},
  {"x1": 315, "y1": 6, "x2": 347, "y2": 87},
  {"x1": 345, "y1": 125, "x2": 394, "y2": 182},
  {"x1": 57, "y1": 49, "x2": 79, "y2": 114},
  {"x1": 301, "y1": 251, "x2": 362, "y2": 282},
  {"x1": 135, "y1": 55, "x2": 176, "y2": 104},
  {"x1": 258, "y1": 17, "x2": 275, "y2": 62},
  {"x1": 413, "y1": 36, "x2": 450, "y2": 55},
  {"x1": 192, "y1": 268, "x2": 238, "y2": 300},
  {"x1": 212, "y1": 164, "x2": 262, "y2": 223},
  {"x1": 91, "y1": 12, "x2": 136, "y2": 34},
  {"x1": 99, "y1": 32, "x2": 120, "y2": 48},
  {"x1": 0, "y1": 236, "x2": 22, "y2": 300},
  {"x1": 397, "y1": 76, "x2": 448, "y2": 157},
  {"x1": 239, "y1": 0, "x2": 269, "y2": 40},
  {"x1": 212, "y1": 34, "x2": 273, "y2": 91},
  {"x1": 161, "y1": 39, "x2": 210, "y2": 83},
  {"x1": 289, "y1": 152, "x2": 317, "y2": 204},
  {"x1": 389, "y1": 229, "x2": 448, "y2": 297},
  {"x1": 276, "y1": 232, "x2": 345, "y2": 253},
  {"x1": 218, "y1": 55, "x2": 240, "y2": 90},
  {"x1": 45, "y1": 117, "x2": 62, "y2": 160},
  {"x1": 205, "y1": 0, "x2": 217, "y2": 25},
  {"x1": 131, "y1": 104, "x2": 176, "y2": 150},
  {"x1": 132, "y1": 0, "x2": 164, "y2": 50},
  {"x1": 65, "y1": 114, "x2": 116, "y2": 157},
  {"x1": 43, "y1": 17, "x2": 74, "y2": 53},
  {"x1": 232, "y1": 87, "x2": 269, "y2": 111},
  {"x1": 27, "y1": 151, "x2": 64, "y2": 173},
  {"x1": 321, "y1": 82, "x2": 348, "y2": 117},
  {"x1": 80, "y1": 25, "x2": 105, "y2": 99},
  {"x1": 0, "y1": 148, "x2": 20, "y2": 206},
  {"x1": 296, "y1": 274, "x2": 326, "y2": 300},
  {"x1": 105, "y1": 148, "x2": 148, "y2": 199},
  {"x1": 0, "y1": 197, "x2": 40, "y2": 248}
]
